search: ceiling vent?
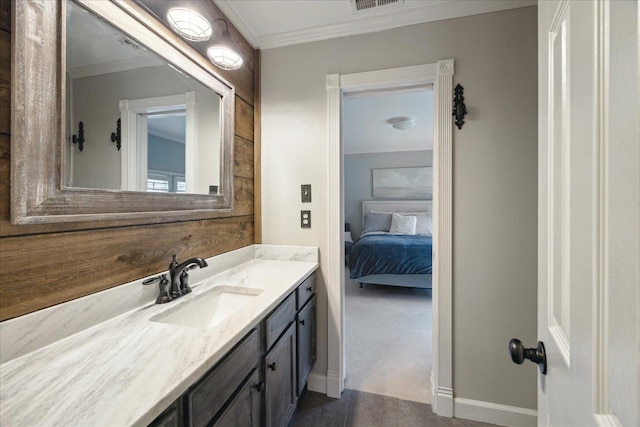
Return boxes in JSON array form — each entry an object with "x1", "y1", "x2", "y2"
[{"x1": 351, "y1": 0, "x2": 404, "y2": 14}]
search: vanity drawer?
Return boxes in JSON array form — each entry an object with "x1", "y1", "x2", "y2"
[
  {"x1": 296, "y1": 273, "x2": 316, "y2": 309},
  {"x1": 265, "y1": 293, "x2": 295, "y2": 351},
  {"x1": 186, "y1": 328, "x2": 259, "y2": 427}
]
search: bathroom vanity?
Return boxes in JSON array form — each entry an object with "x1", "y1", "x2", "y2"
[
  {"x1": 0, "y1": 245, "x2": 318, "y2": 426},
  {"x1": 151, "y1": 274, "x2": 316, "y2": 427}
]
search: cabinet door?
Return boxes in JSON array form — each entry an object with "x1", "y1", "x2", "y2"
[
  {"x1": 296, "y1": 295, "x2": 316, "y2": 395},
  {"x1": 185, "y1": 329, "x2": 259, "y2": 427},
  {"x1": 265, "y1": 323, "x2": 297, "y2": 427},
  {"x1": 211, "y1": 370, "x2": 262, "y2": 427},
  {"x1": 148, "y1": 398, "x2": 182, "y2": 427}
]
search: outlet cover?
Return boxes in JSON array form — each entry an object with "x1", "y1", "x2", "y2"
[{"x1": 301, "y1": 210, "x2": 311, "y2": 228}]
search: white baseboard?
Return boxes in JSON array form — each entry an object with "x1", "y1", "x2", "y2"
[
  {"x1": 434, "y1": 387, "x2": 454, "y2": 417},
  {"x1": 326, "y1": 371, "x2": 342, "y2": 398},
  {"x1": 306, "y1": 373, "x2": 326, "y2": 394},
  {"x1": 454, "y1": 398, "x2": 537, "y2": 427},
  {"x1": 430, "y1": 373, "x2": 454, "y2": 417}
]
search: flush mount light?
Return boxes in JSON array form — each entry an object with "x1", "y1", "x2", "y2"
[
  {"x1": 207, "y1": 19, "x2": 243, "y2": 71},
  {"x1": 388, "y1": 117, "x2": 416, "y2": 130},
  {"x1": 167, "y1": 7, "x2": 212, "y2": 42}
]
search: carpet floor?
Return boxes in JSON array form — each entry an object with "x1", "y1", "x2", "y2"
[{"x1": 344, "y1": 269, "x2": 433, "y2": 404}]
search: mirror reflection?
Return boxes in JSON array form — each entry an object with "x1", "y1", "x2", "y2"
[{"x1": 65, "y1": 0, "x2": 222, "y2": 195}]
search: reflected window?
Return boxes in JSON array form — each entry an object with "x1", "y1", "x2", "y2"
[{"x1": 147, "y1": 171, "x2": 186, "y2": 193}]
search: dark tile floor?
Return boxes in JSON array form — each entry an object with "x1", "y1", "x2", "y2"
[{"x1": 291, "y1": 389, "x2": 496, "y2": 427}]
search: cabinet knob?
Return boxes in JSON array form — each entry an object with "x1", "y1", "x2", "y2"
[
  {"x1": 306, "y1": 286, "x2": 312, "y2": 292},
  {"x1": 254, "y1": 382, "x2": 264, "y2": 392},
  {"x1": 300, "y1": 319, "x2": 305, "y2": 326},
  {"x1": 268, "y1": 362, "x2": 276, "y2": 371}
]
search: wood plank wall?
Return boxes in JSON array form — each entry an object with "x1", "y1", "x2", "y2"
[{"x1": 0, "y1": 1, "x2": 260, "y2": 321}]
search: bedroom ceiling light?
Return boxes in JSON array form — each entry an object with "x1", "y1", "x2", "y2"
[
  {"x1": 167, "y1": 7, "x2": 212, "y2": 42},
  {"x1": 207, "y1": 19, "x2": 244, "y2": 70},
  {"x1": 388, "y1": 116, "x2": 416, "y2": 130}
]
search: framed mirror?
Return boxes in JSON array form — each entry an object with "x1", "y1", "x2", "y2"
[{"x1": 11, "y1": 0, "x2": 235, "y2": 225}]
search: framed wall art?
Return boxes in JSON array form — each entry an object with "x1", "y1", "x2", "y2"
[{"x1": 372, "y1": 167, "x2": 432, "y2": 199}]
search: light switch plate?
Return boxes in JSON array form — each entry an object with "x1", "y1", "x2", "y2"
[
  {"x1": 301, "y1": 210, "x2": 311, "y2": 228},
  {"x1": 301, "y1": 185, "x2": 312, "y2": 203}
]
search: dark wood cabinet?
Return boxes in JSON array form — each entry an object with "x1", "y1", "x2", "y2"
[
  {"x1": 148, "y1": 398, "x2": 183, "y2": 427},
  {"x1": 264, "y1": 323, "x2": 297, "y2": 427},
  {"x1": 211, "y1": 370, "x2": 262, "y2": 427},
  {"x1": 186, "y1": 329, "x2": 260, "y2": 427},
  {"x1": 296, "y1": 294, "x2": 316, "y2": 395},
  {"x1": 265, "y1": 293, "x2": 295, "y2": 351},
  {"x1": 295, "y1": 274, "x2": 315, "y2": 310}
]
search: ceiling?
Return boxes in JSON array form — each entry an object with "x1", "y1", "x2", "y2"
[
  {"x1": 66, "y1": 1, "x2": 163, "y2": 77},
  {"x1": 214, "y1": 0, "x2": 535, "y2": 50},
  {"x1": 214, "y1": 0, "x2": 534, "y2": 155},
  {"x1": 343, "y1": 87, "x2": 433, "y2": 155}
]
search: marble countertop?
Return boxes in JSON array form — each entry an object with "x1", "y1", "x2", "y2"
[{"x1": 0, "y1": 246, "x2": 318, "y2": 426}]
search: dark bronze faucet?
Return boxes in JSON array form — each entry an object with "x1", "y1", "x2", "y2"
[
  {"x1": 143, "y1": 254, "x2": 208, "y2": 304},
  {"x1": 168, "y1": 254, "x2": 208, "y2": 298}
]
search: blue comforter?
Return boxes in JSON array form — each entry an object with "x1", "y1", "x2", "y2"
[{"x1": 348, "y1": 234, "x2": 433, "y2": 280}]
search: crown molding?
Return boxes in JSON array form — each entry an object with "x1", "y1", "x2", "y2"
[
  {"x1": 68, "y1": 56, "x2": 164, "y2": 79},
  {"x1": 214, "y1": 0, "x2": 260, "y2": 48},
  {"x1": 216, "y1": 0, "x2": 535, "y2": 50}
]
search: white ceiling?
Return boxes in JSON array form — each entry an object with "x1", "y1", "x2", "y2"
[
  {"x1": 214, "y1": 0, "x2": 536, "y2": 50},
  {"x1": 66, "y1": 1, "x2": 163, "y2": 77},
  {"x1": 343, "y1": 87, "x2": 433, "y2": 155}
]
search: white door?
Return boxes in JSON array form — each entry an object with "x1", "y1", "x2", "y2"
[{"x1": 537, "y1": 1, "x2": 639, "y2": 426}]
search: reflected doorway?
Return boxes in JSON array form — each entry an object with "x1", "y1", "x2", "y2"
[{"x1": 146, "y1": 112, "x2": 186, "y2": 193}]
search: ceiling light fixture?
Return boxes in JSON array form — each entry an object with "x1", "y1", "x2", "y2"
[
  {"x1": 388, "y1": 117, "x2": 416, "y2": 130},
  {"x1": 206, "y1": 19, "x2": 244, "y2": 71},
  {"x1": 167, "y1": 7, "x2": 212, "y2": 42}
]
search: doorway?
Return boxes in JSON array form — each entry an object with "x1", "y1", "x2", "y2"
[
  {"x1": 325, "y1": 60, "x2": 455, "y2": 416},
  {"x1": 341, "y1": 86, "x2": 434, "y2": 403}
]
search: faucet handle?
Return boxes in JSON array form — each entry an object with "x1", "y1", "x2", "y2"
[
  {"x1": 143, "y1": 274, "x2": 172, "y2": 304},
  {"x1": 179, "y1": 269, "x2": 192, "y2": 294}
]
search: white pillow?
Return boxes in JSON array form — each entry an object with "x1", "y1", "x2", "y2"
[
  {"x1": 414, "y1": 213, "x2": 433, "y2": 236},
  {"x1": 389, "y1": 213, "x2": 417, "y2": 235},
  {"x1": 393, "y1": 211, "x2": 432, "y2": 236}
]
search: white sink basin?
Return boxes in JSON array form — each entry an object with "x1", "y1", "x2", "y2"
[{"x1": 150, "y1": 285, "x2": 264, "y2": 329}]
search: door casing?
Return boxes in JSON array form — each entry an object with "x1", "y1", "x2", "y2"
[{"x1": 325, "y1": 60, "x2": 455, "y2": 415}]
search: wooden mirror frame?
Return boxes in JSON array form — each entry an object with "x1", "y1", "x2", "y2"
[{"x1": 11, "y1": 0, "x2": 235, "y2": 225}]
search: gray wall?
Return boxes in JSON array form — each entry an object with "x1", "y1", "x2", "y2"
[
  {"x1": 70, "y1": 65, "x2": 219, "y2": 191},
  {"x1": 148, "y1": 135, "x2": 185, "y2": 174},
  {"x1": 261, "y1": 6, "x2": 538, "y2": 410},
  {"x1": 344, "y1": 151, "x2": 432, "y2": 239}
]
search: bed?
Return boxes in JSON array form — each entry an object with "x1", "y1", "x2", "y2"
[{"x1": 347, "y1": 200, "x2": 433, "y2": 289}]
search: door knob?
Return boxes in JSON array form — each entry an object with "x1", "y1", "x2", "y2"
[{"x1": 509, "y1": 338, "x2": 547, "y2": 375}]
